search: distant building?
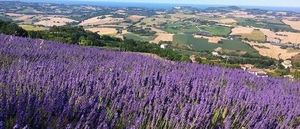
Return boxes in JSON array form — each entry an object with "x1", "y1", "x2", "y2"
[
  {"x1": 281, "y1": 60, "x2": 292, "y2": 69},
  {"x1": 212, "y1": 51, "x2": 219, "y2": 56},
  {"x1": 240, "y1": 64, "x2": 254, "y2": 71},
  {"x1": 190, "y1": 55, "x2": 197, "y2": 63},
  {"x1": 248, "y1": 68, "x2": 268, "y2": 77},
  {"x1": 160, "y1": 44, "x2": 168, "y2": 49},
  {"x1": 267, "y1": 37, "x2": 281, "y2": 44},
  {"x1": 284, "y1": 75, "x2": 294, "y2": 79}
]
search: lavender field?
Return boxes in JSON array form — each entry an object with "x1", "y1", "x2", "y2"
[{"x1": 0, "y1": 35, "x2": 300, "y2": 129}]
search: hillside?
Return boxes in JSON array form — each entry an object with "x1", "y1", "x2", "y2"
[{"x1": 0, "y1": 35, "x2": 300, "y2": 128}]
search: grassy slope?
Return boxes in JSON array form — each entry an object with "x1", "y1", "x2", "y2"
[
  {"x1": 124, "y1": 33, "x2": 154, "y2": 42},
  {"x1": 197, "y1": 25, "x2": 231, "y2": 36},
  {"x1": 241, "y1": 30, "x2": 266, "y2": 42},
  {"x1": 19, "y1": 24, "x2": 47, "y2": 31},
  {"x1": 174, "y1": 34, "x2": 257, "y2": 54}
]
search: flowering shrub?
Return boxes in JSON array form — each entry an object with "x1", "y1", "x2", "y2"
[{"x1": 0, "y1": 35, "x2": 300, "y2": 129}]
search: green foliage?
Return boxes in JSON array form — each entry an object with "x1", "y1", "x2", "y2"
[
  {"x1": 163, "y1": 22, "x2": 199, "y2": 34},
  {"x1": 122, "y1": 39, "x2": 189, "y2": 61},
  {"x1": 173, "y1": 34, "x2": 257, "y2": 54},
  {"x1": 238, "y1": 19, "x2": 297, "y2": 32},
  {"x1": 292, "y1": 70, "x2": 300, "y2": 79},
  {"x1": 28, "y1": 26, "x2": 105, "y2": 46},
  {"x1": 127, "y1": 26, "x2": 156, "y2": 36},
  {"x1": 197, "y1": 25, "x2": 231, "y2": 37},
  {"x1": 241, "y1": 29, "x2": 266, "y2": 42},
  {"x1": 0, "y1": 20, "x2": 28, "y2": 37},
  {"x1": 124, "y1": 33, "x2": 153, "y2": 42}
]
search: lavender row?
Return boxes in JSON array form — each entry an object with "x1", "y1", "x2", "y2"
[{"x1": 0, "y1": 35, "x2": 300, "y2": 129}]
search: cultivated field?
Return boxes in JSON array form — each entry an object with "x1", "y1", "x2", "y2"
[
  {"x1": 282, "y1": 19, "x2": 300, "y2": 31},
  {"x1": 124, "y1": 33, "x2": 154, "y2": 42},
  {"x1": 19, "y1": 24, "x2": 47, "y2": 31},
  {"x1": 127, "y1": 15, "x2": 146, "y2": 22},
  {"x1": 241, "y1": 29, "x2": 266, "y2": 42},
  {"x1": 247, "y1": 41, "x2": 299, "y2": 60},
  {"x1": 79, "y1": 15, "x2": 124, "y2": 26},
  {"x1": 197, "y1": 25, "x2": 231, "y2": 36},
  {"x1": 174, "y1": 34, "x2": 257, "y2": 53},
  {"x1": 34, "y1": 16, "x2": 77, "y2": 27},
  {"x1": 276, "y1": 32, "x2": 300, "y2": 44},
  {"x1": 151, "y1": 33, "x2": 174, "y2": 44},
  {"x1": 230, "y1": 26, "x2": 254, "y2": 35},
  {"x1": 215, "y1": 18, "x2": 237, "y2": 24},
  {"x1": 194, "y1": 35, "x2": 223, "y2": 44},
  {"x1": 86, "y1": 27, "x2": 118, "y2": 35}
]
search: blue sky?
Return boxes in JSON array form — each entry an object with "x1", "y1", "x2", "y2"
[{"x1": 76, "y1": 0, "x2": 300, "y2": 7}]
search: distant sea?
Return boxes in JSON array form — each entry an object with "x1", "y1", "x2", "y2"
[{"x1": 22, "y1": 0, "x2": 300, "y2": 13}]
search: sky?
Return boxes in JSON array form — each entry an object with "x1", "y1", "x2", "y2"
[{"x1": 74, "y1": 0, "x2": 300, "y2": 7}]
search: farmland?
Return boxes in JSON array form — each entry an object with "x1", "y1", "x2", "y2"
[
  {"x1": 197, "y1": 25, "x2": 232, "y2": 36},
  {"x1": 19, "y1": 24, "x2": 47, "y2": 31},
  {"x1": 237, "y1": 18, "x2": 297, "y2": 32},
  {"x1": 124, "y1": 33, "x2": 154, "y2": 42},
  {"x1": 163, "y1": 22, "x2": 199, "y2": 34},
  {"x1": 173, "y1": 34, "x2": 257, "y2": 54},
  {"x1": 241, "y1": 29, "x2": 266, "y2": 42}
]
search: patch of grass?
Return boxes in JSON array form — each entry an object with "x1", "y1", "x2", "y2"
[
  {"x1": 173, "y1": 34, "x2": 257, "y2": 54},
  {"x1": 220, "y1": 40, "x2": 258, "y2": 54},
  {"x1": 197, "y1": 25, "x2": 231, "y2": 37},
  {"x1": 238, "y1": 18, "x2": 297, "y2": 32},
  {"x1": 124, "y1": 33, "x2": 153, "y2": 42},
  {"x1": 19, "y1": 24, "x2": 47, "y2": 31},
  {"x1": 164, "y1": 22, "x2": 231, "y2": 36},
  {"x1": 163, "y1": 22, "x2": 199, "y2": 34},
  {"x1": 241, "y1": 29, "x2": 266, "y2": 42},
  {"x1": 173, "y1": 34, "x2": 217, "y2": 51}
]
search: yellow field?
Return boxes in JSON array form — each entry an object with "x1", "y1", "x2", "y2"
[
  {"x1": 241, "y1": 30, "x2": 266, "y2": 42},
  {"x1": 19, "y1": 24, "x2": 47, "y2": 31},
  {"x1": 246, "y1": 41, "x2": 299, "y2": 60},
  {"x1": 230, "y1": 26, "x2": 254, "y2": 35},
  {"x1": 194, "y1": 35, "x2": 223, "y2": 44},
  {"x1": 86, "y1": 28, "x2": 118, "y2": 35},
  {"x1": 151, "y1": 33, "x2": 174, "y2": 44},
  {"x1": 127, "y1": 15, "x2": 146, "y2": 22},
  {"x1": 276, "y1": 32, "x2": 300, "y2": 44},
  {"x1": 282, "y1": 19, "x2": 300, "y2": 31},
  {"x1": 34, "y1": 16, "x2": 77, "y2": 27},
  {"x1": 216, "y1": 18, "x2": 237, "y2": 24},
  {"x1": 79, "y1": 16, "x2": 124, "y2": 26}
]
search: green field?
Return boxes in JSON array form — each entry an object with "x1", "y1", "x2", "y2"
[
  {"x1": 197, "y1": 25, "x2": 231, "y2": 36},
  {"x1": 163, "y1": 22, "x2": 231, "y2": 36},
  {"x1": 124, "y1": 33, "x2": 154, "y2": 42},
  {"x1": 19, "y1": 24, "x2": 47, "y2": 31},
  {"x1": 241, "y1": 29, "x2": 266, "y2": 42},
  {"x1": 238, "y1": 18, "x2": 297, "y2": 32},
  {"x1": 163, "y1": 22, "x2": 199, "y2": 34},
  {"x1": 173, "y1": 34, "x2": 257, "y2": 54}
]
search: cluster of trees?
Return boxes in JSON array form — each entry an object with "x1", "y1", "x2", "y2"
[
  {"x1": 28, "y1": 26, "x2": 105, "y2": 46},
  {"x1": 0, "y1": 20, "x2": 189, "y2": 62},
  {"x1": 127, "y1": 26, "x2": 156, "y2": 36},
  {"x1": 0, "y1": 20, "x2": 28, "y2": 37}
]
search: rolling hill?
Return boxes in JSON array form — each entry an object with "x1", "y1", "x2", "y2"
[{"x1": 0, "y1": 35, "x2": 300, "y2": 128}]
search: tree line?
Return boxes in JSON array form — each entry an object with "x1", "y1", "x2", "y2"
[{"x1": 0, "y1": 20, "x2": 190, "y2": 62}]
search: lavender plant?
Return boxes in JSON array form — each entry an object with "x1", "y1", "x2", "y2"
[{"x1": 0, "y1": 35, "x2": 300, "y2": 129}]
